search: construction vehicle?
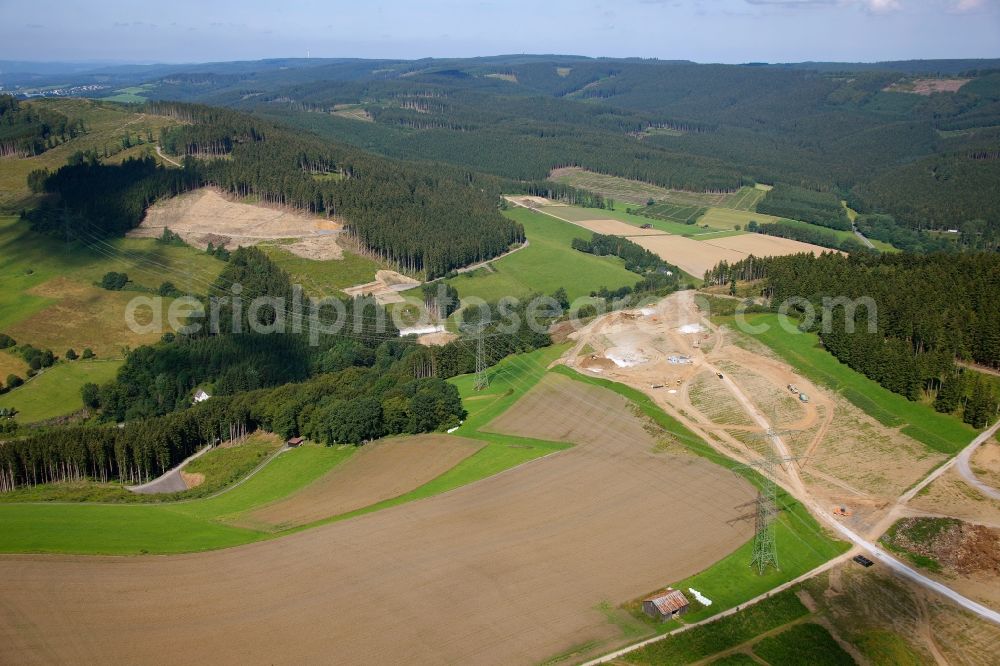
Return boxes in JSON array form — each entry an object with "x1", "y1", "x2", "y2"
[
  {"x1": 716, "y1": 372, "x2": 724, "y2": 380},
  {"x1": 799, "y1": 393, "x2": 810, "y2": 403},
  {"x1": 833, "y1": 505, "x2": 852, "y2": 517}
]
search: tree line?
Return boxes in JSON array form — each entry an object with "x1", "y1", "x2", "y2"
[
  {"x1": 707, "y1": 251, "x2": 1000, "y2": 427},
  {"x1": 749, "y1": 220, "x2": 870, "y2": 254},
  {"x1": 27, "y1": 101, "x2": 524, "y2": 279},
  {"x1": 0, "y1": 364, "x2": 465, "y2": 492}
]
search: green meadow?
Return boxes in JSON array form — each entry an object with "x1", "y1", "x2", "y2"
[
  {"x1": 0, "y1": 359, "x2": 122, "y2": 423},
  {"x1": 446, "y1": 207, "x2": 637, "y2": 302}
]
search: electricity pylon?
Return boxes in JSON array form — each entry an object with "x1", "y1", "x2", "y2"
[{"x1": 735, "y1": 454, "x2": 799, "y2": 575}]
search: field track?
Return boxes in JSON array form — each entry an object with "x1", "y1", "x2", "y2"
[{"x1": 0, "y1": 374, "x2": 754, "y2": 665}]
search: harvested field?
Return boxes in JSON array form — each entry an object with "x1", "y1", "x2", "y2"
[
  {"x1": 332, "y1": 104, "x2": 373, "y2": 122},
  {"x1": 241, "y1": 435, "x2": 484, "y2": 529},
  {"x1": 632, "y1": 233, "x2": 832, "y2": 278},
  {"x1": 133, "y1": 188, "x2": 344, "y2": 259},
  {"x1": 557, "y1": 217, "x2": 666, "y2": 236},
  {"x1": 633, "y1": 234, "x2": 744, "y2": 277},
  {"x1": 0, "y1": 350, "x2": 27, "y2": 381},
  {"x1": 535, "y1": 206, "x2": 664, "y2": 237},
  {"x1": 0, "y1": 372, "x2": 754, "y2": 665},
  {"x1": 704, "y1": 233, "x2": 835, "y2": 258},
  {"x1": 418, "y1": 330, "x2": 459, "y2": 346},
  {"x1": 505, "y1": 195, "x2": 563, "y2": 207},
  {"x1": 886, "y1": 78, "x2": 971, "y2": 95},
  {"x1": 549, "y1": 167, "x2": 731, "y2": 207}
]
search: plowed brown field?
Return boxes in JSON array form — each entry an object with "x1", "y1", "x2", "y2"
[
  {"x1": 0, "y1": 373, "x2": 753, "y2": 665},
  {"x1": 241, "y1": 434, "x2": 483, "y2": 530}
]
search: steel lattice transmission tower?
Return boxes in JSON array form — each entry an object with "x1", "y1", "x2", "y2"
[
  {"x1": 736, "y1": 454, "x2": 799, "y2": 575},
  {"x1": 473, "y1": 324, "x2": 489, "y2": 391}
]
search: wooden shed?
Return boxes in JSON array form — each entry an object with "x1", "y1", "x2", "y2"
[
  {"x1": 642, "y1": 588, "x2": 690, "y2": 621},
  {"x1": 286, "y1": 436, "x2": 305, "y2": 447}
]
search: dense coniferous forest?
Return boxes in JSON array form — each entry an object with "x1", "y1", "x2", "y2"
[
  {"x1": 756, "y1": 185, "x2": 851, "y2": 231},
  {"x1": 705, "y1": 252, "x2": 1000, "y2": 426},
  {"x1": 28, "y1": 102, "x2": 524, "y2": 278},
  {"x1": 193, "y1": 59, "x2": 998, "y2": 240},
  {"x1": 0, "y1": 95, "x2": 80, "y2": 157},
  {"x1": 15, "y1": 57, "x2": 991, "y2": 248}
]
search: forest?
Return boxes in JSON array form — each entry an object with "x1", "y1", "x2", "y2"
[
  {"x1": 0, "y1": 95, "x2": 81, "y2": 157},
  {"x1": 756, "y1": 185, "x2": 851, "y2": 231},
  {"x1": 0, "y1": 366, "x2": 466, "y2": 492},
  {"x1": 705, "y1": 252, "x2": 1000, "y2": 426},
  {"x1": 28, "y1": 102, "x2": 525, "y2": 279},
  {"x1": 0, "y1": 241, "x2": 561, "y2": 490}
]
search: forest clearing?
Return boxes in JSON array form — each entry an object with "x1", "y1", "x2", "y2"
[{"x1": 133, "y1": 187, "x2": 345, "y2": 259}]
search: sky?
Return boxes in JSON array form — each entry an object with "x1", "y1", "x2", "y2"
[{"x1": 2, "y1": 0, "x2": 999, "y2": 64}]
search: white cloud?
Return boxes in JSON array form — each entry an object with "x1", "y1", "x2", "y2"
[
  {"x1": 742, "y1": 0, "x2": 904, "y2": 11},
  {"x1": 858, "y1": 0, "x2": 902, "y2": 13},
  {"x1": 951, "y1": 0, "x2": 988, "y2": 12}
]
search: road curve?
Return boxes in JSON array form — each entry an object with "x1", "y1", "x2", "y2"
[
  {"x1": 127, "y1": 445, "x2": 211, "y2": 494},
  {"x1": 955, "y1": 423, "x2": 1000, "y2": 500},
  {"x1": 900, "y1": 419, "x2": 1000, "y2": 504},
  {"x1": 712, "y1": 359, "x2": 1000, "y2": 626},
  {"x1": 584, "y1": 365, "x2": 1000, "y2": 666}
]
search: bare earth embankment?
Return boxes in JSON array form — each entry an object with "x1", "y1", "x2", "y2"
[{"x1": 132, "y1": 188, "x2": 344, "y2": 259}]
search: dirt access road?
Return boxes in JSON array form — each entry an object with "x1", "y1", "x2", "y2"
[
  {"x1": 0, "y1": 373, "x2": 753, "y2": 665},
  {"x1": 561, "y1": 290, "x2": 1000, "y2": 659}
]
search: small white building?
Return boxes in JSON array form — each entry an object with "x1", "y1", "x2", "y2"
[{"x1": 193, "y1": 389, "x2": 211, "y2": 404}]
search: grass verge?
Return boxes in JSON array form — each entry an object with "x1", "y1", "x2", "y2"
[{"x1": 554, "y1": 366, "x2": 849, "y2": 623}]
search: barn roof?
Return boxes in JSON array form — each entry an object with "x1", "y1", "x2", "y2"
[{"x1": 645, "y1": 589, "x2": 689, "y2": 614}]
